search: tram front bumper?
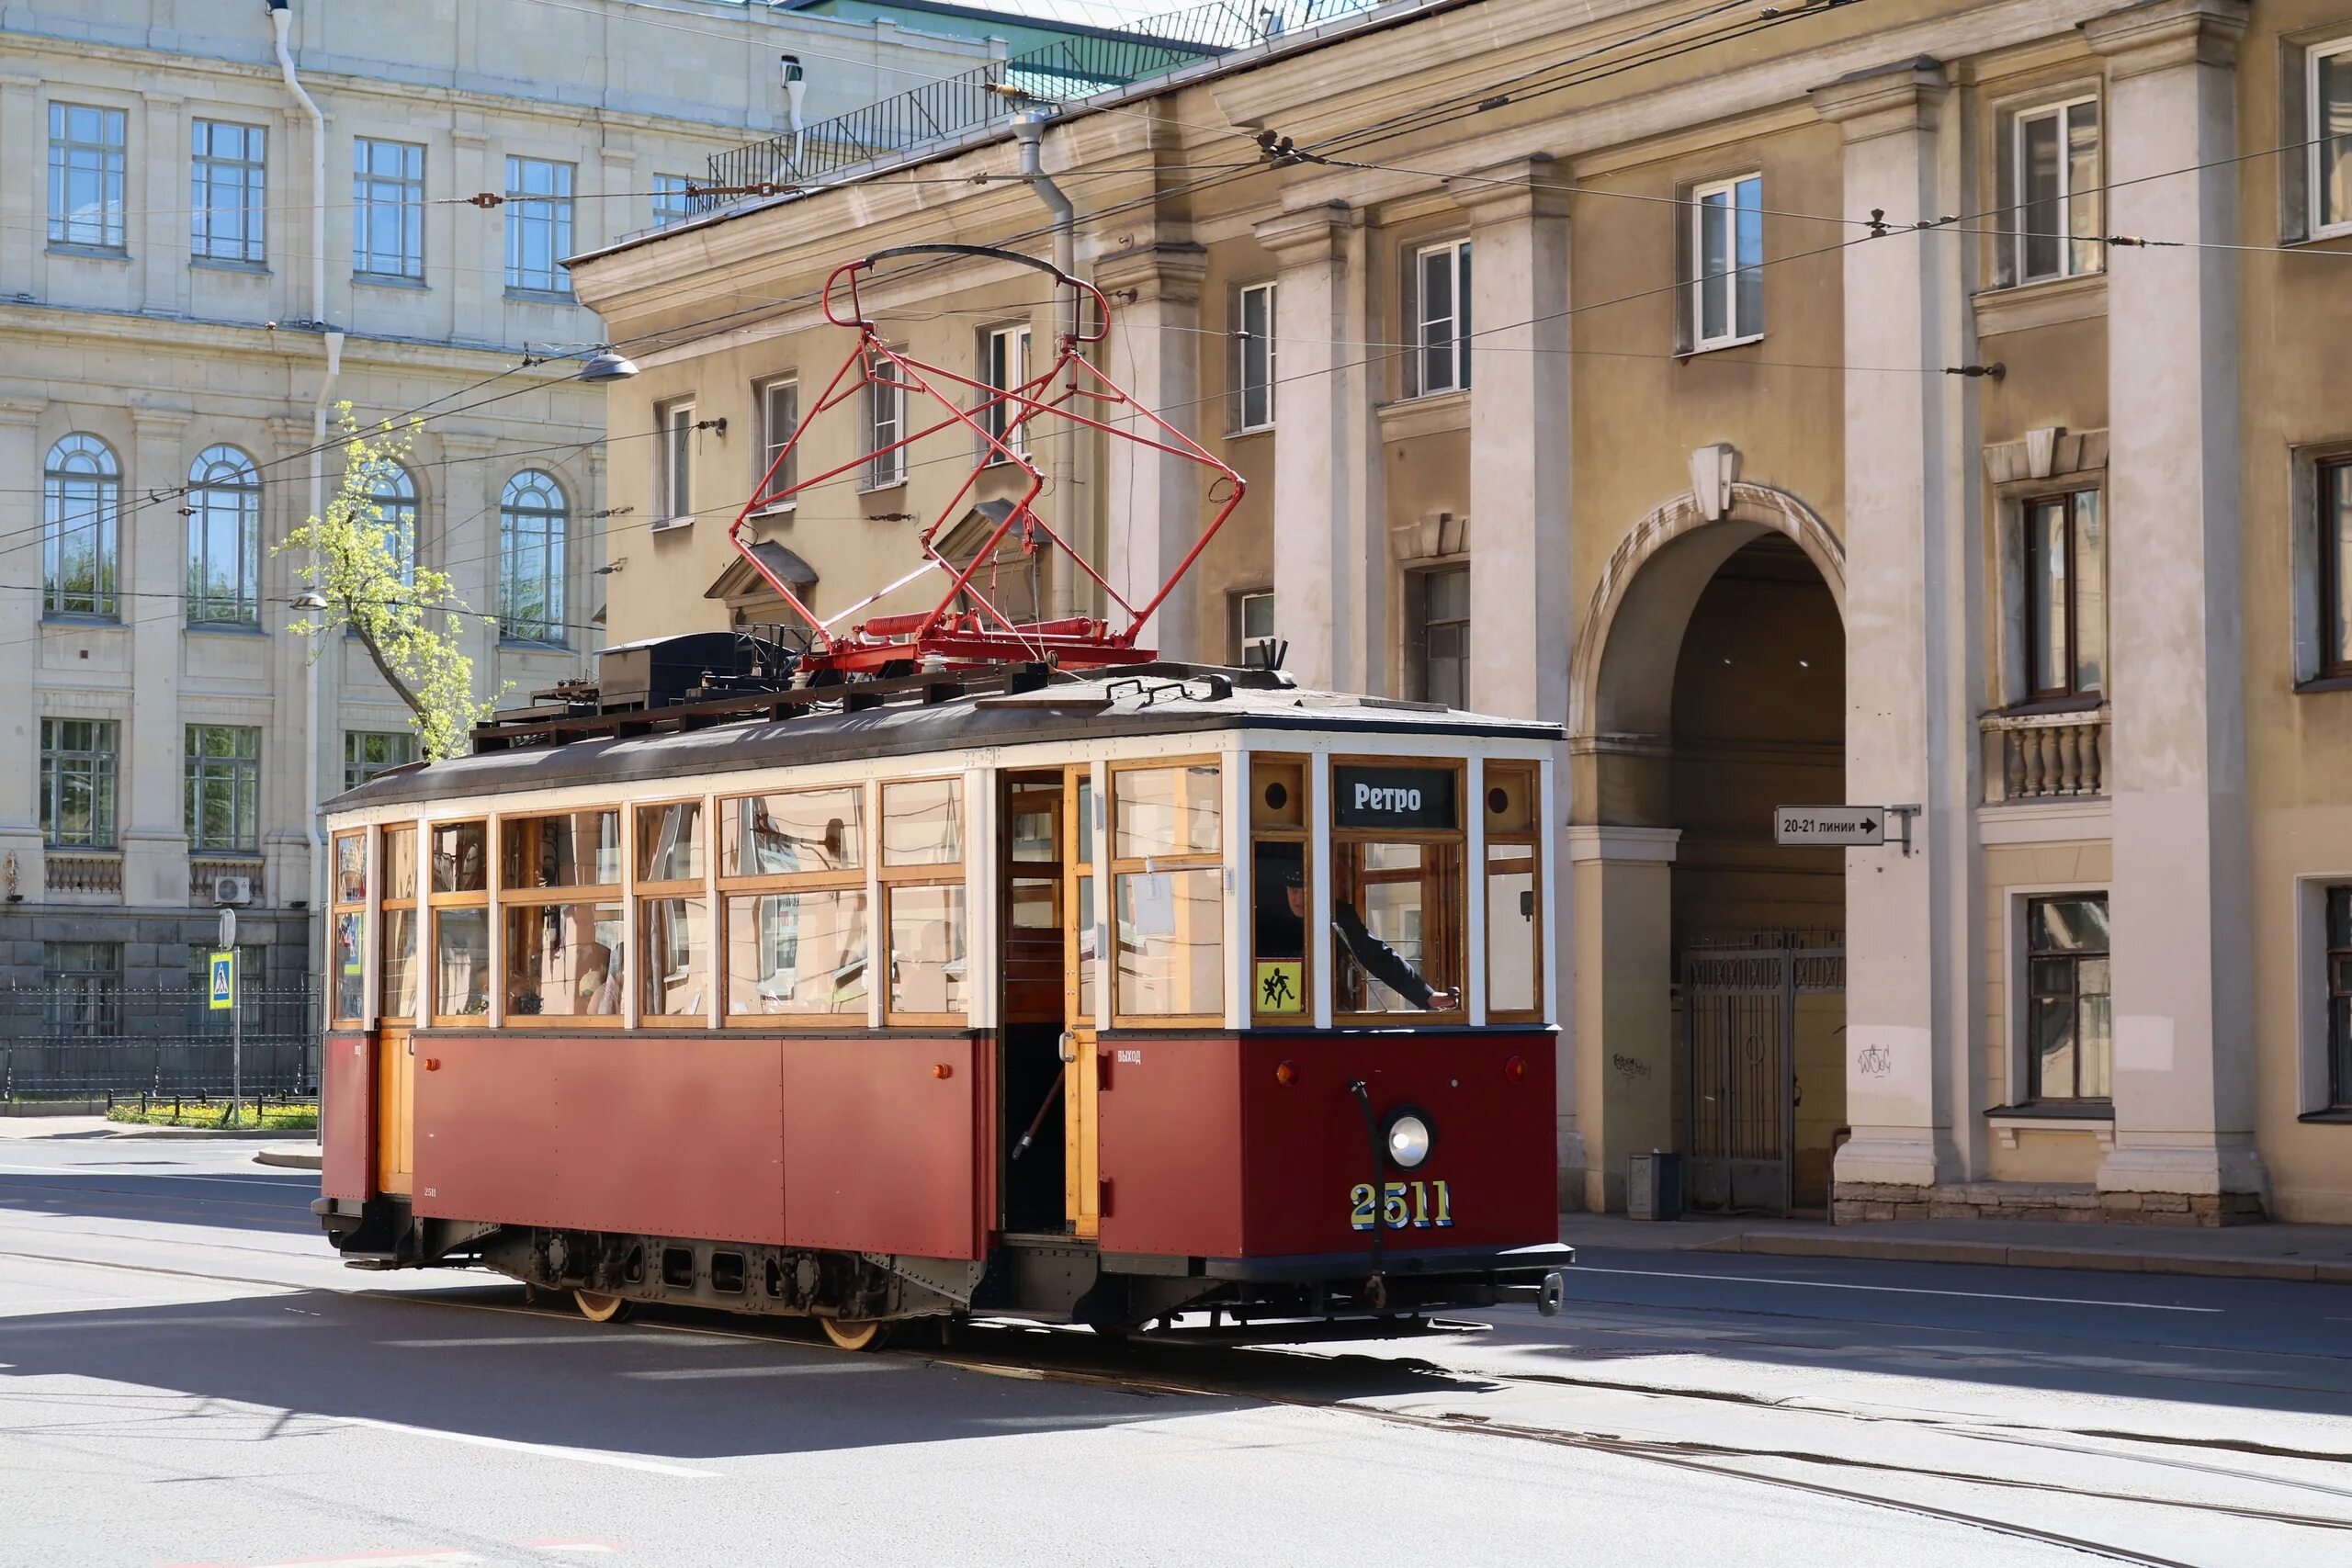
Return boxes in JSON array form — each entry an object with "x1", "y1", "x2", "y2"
[{"x1": 1194, "y1": 1240, "x2": 1575, "y2": 1314}]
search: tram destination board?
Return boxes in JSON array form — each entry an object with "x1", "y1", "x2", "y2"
[{"x1": 1772, "y1": 806, "x2": 1885, "y2": 847}]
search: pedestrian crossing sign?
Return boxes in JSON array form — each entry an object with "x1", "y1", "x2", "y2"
[{"x1": 209, "y1": 951, "x2": 235, "y2": 1011}]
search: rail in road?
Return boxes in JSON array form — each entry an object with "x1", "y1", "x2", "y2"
[{"x1": 2, "y1": 1148, "x2": 2348, "y2": 1567}]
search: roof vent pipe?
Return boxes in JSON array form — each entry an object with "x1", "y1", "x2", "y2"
[{"x1": 1012, "y1": 111, "x2": 1080, "y2": 620}]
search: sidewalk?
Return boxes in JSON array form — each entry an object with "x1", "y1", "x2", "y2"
[
  {"x1": 0, "y1": 1114, "x2": 311, "y2": 1143},
  {"x1": 1560, "y1": 1211, "x2": 2352, "y2": 1284}
]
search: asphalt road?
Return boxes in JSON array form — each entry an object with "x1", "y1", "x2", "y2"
[{"x1": 2, "y1": 1140, "x2": 2348, "y2": 1568}]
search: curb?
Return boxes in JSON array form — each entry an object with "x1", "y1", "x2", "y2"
[
  {"x1": 1693, "y1": 1231, "x2": 2352, "y2": 1286},
  {"x1": 254, "y1": 1147, "x2": 323, "y2": 1171},
  {"x1": 102, "y1": 1126, "x2": 317, "y2": 1141}
]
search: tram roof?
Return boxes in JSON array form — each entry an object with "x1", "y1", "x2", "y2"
[{"x1": 327, "y1": 664, "x2": 1561, "y2": 815}]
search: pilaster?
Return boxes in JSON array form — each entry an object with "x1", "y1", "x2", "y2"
[
  {"x1": 1812, "y1": 62, "x2": 1967, "y2": 1192},
  {"x1": 125, "y1": 404, "x2": 193, "y2": 908},
  {"x1": 2082, "y1": 0, "x2": 2265, "y2": 1201},
  {"x1": 450, "y1": 128, "x2": 495, "y2": 344},
  {"x1": 436, "y1": 431, "x2": 502, "y2": 706},
  {"x1": 1254, "y1": 202, "x2": 1377, "y2": 693},
  {"x1": 0, "y1": 72, "x2": 39, "y2": 289},
  {"x1": 1566, "y1": 825, "x2": 1679, "y2": 1211},
  {"x1": 138, "y1": 92, "x2": 186, "y2": 317},
  {"x1": 1094, "y1": 241, "x2": 1209, "y2": 660},
  {"x1": 0, "y1": 400, "x2": 43, "y2": 863}
]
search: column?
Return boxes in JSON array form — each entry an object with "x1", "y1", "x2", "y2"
[
  {"x1": 1811, "y1": 63, "x2": 1966, "y2": 1195},
  {"x1": 1458, "y1": 160, "x2": 1584, "y2": 1195},
  {"x1": 0, "y1": 401, "x2": 44, "y2": 893},
  {"x1": 1254, "y1": 202, "x2": 1378, "y2": 692},
  {"x1": 1094, "y1": 241, "x2": 1208, "y2": 660},
  {"x1": 2084, "y1": 0, "x2": 2264, "y2": 1207},
  {"x1": 124, "y1": 405, "x2": 192, "y2": 910},
  {"x1": 1568, "y1": 827, "x2": 1679, "y2": 1212}
]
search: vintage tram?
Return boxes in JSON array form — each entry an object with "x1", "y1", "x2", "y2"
[{"x1": 311, "y1": 655, "x2": 1571, "y2": 1343}]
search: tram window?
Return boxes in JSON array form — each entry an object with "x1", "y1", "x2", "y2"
[
  {"x1": 726, "y1": 890, "x2": 867, "y2": 1016},
  {"x1": 383, "y1": 825, "x2": 418, "y2": 902},
  {"x1": 1251, "y1": 839, "x2": 1310, "y2": 1019},
  {"x1": 887, "y1": 885, "x2": 967, "y2": 1017},
  {"x1": 331, "y1": 831, "x2": 368, "y2": 1023},
  {"x1": 502, "y1": 810, "x2": 621, "y2": 888},
  {"x1": 432, "y1": 822, "x2": 487, "y2": 894},
  {"x1": 1113, "y1": 764, "x2": 1220, "y2": 858},
  {"x1": 1114, "y1": 868, "x2": 1223, "y2": 1018},
  {"x1": 380, "y1": 825, "x2": 419, "y2": 1021},
  {"x1": 434, "y1": 907, "x2": 491, "y2": 1019},
  {"x1": 1485, "y1": 762, "x2": 1543, "y2": 1021},
  {"x1": 722, "y1": 788, "x2": 862, "y2": 876},
  {"x1": 334, "y1": 833, "x2": 368, "y2": 906},
  {"x1": 881, "y1": 779, "x2": 963, "y2": 867},
  {"x1": 504, "y1": 902, "x2": 625, "y2": 1017},
  {"x1": 639, "y1": 897, "x2": 710, "y2": 1020},
  {"x1": 1330, "y1": 840, "x2": 1465, "y2": 1018},
  {"x1": 637, "y1": 801, "x2": 704, "y2": 883}
]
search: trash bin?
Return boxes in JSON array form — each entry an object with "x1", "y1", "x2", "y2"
[{"x1": 1626, "y1": 1150, "x2": 1683, "y2": 1221}]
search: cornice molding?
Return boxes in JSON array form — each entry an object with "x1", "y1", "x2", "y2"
[
  {"x1": 2082, "y1": 0, "x2": 2249, "y2": 77},
  {"x1": 1252, "y1": 202, "x2": 1358, "y2": 265},
  {"x1": 1810, "y1": 58, "x2": 1949, "y2": 142},
  {"x1": 1451, "y1": 154, "x2": 1572, "y2": 224},
  {"x1": 1092, "y1": 241, "x2": 1210, "y2": 307}
]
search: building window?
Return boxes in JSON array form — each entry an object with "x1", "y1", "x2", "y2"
[
  {"x1": 354, "y1": 138, "x2": 424, "y2": 280},
  {"x1": 191, "y1": 119, "x2": 267, "y2": 265},
  {"x1": 866, "y1": 350, "x2": 906, "y2": 490},
  {"x1": 185, "y1": 725, "x2": 261, "y2": 853},
  {"x1": 1408, "y1": 565, "x2": 1470, "y2": 708},
  {"x1": 2318, "y1": 459, "x2": 2352, "y2": 680},
  {"x1": 2026, "y1": 895, "x2": 2110, "y2": 1102},
  {"x1": 504, "y1": 155, "x2": 575, "y2": 295},
  {"x1": 40, "y1": 718, "x2": 118, "y2": 849},
  {"x1": 1405, "y1": 239, "x2": 1472, "y2": 397},
  {"x1": 1688, "y1": 174, "x2": 1763, "y2": 350},
  {"x1": 2000, "y1": 96, "x2": 2100, "y2": 287},
  {"x1": 2022, "y1": 490, "x2": 2105, "y2": 701},
  {"x1": 43, "y1": 942, "x2": 121, "y2": 1034},
  {"x1": 2310, "y1": 39, "x2": 2352, "y2": 239},
  {"x1": 42, "y1": 434, "x2": 120, "y2": 619},
  {"x1": 1233, "y1": 281, "x2": 1276, "y2": 432},
  {"x1": 652, "y1": 398, "x2": 695, "y2": 524},
  {"x1": 345, "y1": 730, "x2": 415, "y2": 790},
  {"x1": 980, "y1": 323, "x2": 1032, "y2": 459},
  {"x1": 652, "y1": 173, "x2": 695, "y2": 229},
  {"x1": 1236, "y1": 589, "x2": 1276, "y2": 667},
  {"x1": 362, "y1": 459, "x2": 418, "y2": 584},
  {"x1": 186, "y1": 446, "x2": 262, "y2": 626},
  {"x1": 2326, "y1": 886, "x2": 2352, "y2": 1111},
  {"x1": 755, "y1": 378, "x2": 798, "y2": 510},
  {"x1": 499, "y1": 468, "x2": 568, "y2": 644},
  {"x1": 48, "y1": 103, "x2": 126, "y2": 251}
]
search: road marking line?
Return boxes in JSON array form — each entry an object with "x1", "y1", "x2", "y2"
[
  {"x1": 335, "y1": 1416, "x2": 716, "y2": 1477},
  {"x1": 621, "y1": 1361, "x2": 901, "y2": 1380},
  {"x1": 0, "y1": 1164, "x2": 300, "y2": 1186},
  {"x1": 1563, "y1": 1264, "x2": 2222, "y2": 1313},
  {"x1": 379, "y1": 1335, "x2": 718, "y2": 1348}
]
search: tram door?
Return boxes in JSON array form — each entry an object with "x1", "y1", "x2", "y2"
[
  {"x1": 376, "y1": 1029, "x2": 414, "y2": 1194},
  {"x1": 1001, "y1": 771, "x2": 1096, "y2": 1236},
  {"x1": 1062, "y1": 767, "x2": 1100, "y2": 1239}
]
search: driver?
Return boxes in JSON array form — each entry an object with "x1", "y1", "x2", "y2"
[{"x1": 1253, "y1": 842, "x2": 1457, "y2": 1011}]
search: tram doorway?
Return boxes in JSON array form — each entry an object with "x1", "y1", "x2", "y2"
[{"x1": 998, "y1": 768, "x2": 1100, "y2": 1238}]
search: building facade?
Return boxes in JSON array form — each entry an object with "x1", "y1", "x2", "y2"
[
  {"x1": 0, "y1": 0, "x2": 999, "y2": 1021},
  {"x1": 571, "y1": 0, "x2": 2352, "y2": 1223}
]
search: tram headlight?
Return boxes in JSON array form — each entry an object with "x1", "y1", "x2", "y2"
[{"x1": 1384, "y1": 1111, "x2": 1434, "y2": 1170}]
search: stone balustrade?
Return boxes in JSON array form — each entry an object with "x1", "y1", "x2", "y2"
[
  {"x1": 1979, "y1": 705, "x2": 2111, "y2": 802},
  {"x1": 43, "y1": 853, "x2": 123, "y2": 896}
]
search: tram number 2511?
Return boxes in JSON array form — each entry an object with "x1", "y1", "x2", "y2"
[{"x1": 1349, "y1": 1179, "x2": 1454, "y2": 1231}]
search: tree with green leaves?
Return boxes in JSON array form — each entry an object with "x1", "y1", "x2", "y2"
[{"x1": 278, "y1": 410, "x2": 501, "y2": 761}]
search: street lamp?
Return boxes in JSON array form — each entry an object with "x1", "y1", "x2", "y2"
[
  {"x1": 290, "y1": 590, "x2": 328, "y2": 613},
  {"x1": 576, "y1": 348, "x2": 639, "y2": 384}
]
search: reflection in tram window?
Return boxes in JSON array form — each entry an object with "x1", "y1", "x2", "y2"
[
  {"x1": 637, "y1": 800, "x2": 704, "y2": 883},
  {"x1": 1330, "y1": 840, "x2": 1464, "y2": 1014},
  {"x1": 432, "y1": 821, "x2": 487, "y2": 893},
  {"x1": 502, "y1": 809, "x2": 621, "y2": 888},
  {"x1": 381, "y1": 907, "x2": 419, "y2": 1019},
  {"x1": 334, "y1": 832, "x2": 368, "y2": 905},
  {"x1": 503, "y1": 902, "x2": 624, "y2": 1017},
  {"x1": 639, "y1": 897, "x2": 709, "y2": 1018},
  {"x1": 383, "y1": 825, "x2": 418, "y2": 902},
  {"x1": 723, "y1": 788, "x2": 862, "y2": 875},
  {"x1": 888, "y1": 885, "x2": 967, "y2": 1017},
  {"x1": 1114, "y1": 867, "x2": 1222, "y2": 1017},
  {"x1": 1113, "y1": 764, "x2": 1220, "y2": 858},
  {"x1": 881, "y1": 778, "x2": 962, "y2": 866},
  {"x1": 725, "y1": 890, "x2": 867, "y2": 1015},
  {"x1": 434, "y1": 907, "x2": 490, "y2": 1017},
  {"x1": 333, "y1": 910, "x2": 365, "y2": 1021},
  {"x1": 1486, "y1": 842, "x2": 1539, "y2": 1015}
]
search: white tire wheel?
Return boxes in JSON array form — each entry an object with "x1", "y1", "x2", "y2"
[
  {"x1": 574, "y1": 1290, "x2": 634, "y2": 1324},
  {"x1": 820, "y1": 1316, "x2": 889, "y2": 1352}
]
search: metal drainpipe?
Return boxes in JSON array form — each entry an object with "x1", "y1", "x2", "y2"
[{"x1": 1012, "y1": 112, "x2": 1080, "y2": 621}]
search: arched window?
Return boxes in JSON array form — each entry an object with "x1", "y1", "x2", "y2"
[
  {"x1": 43, "y1": 434, "x2": 120, "y2": 619},
  {"x1": 186, "y1": 445, "x2": 262, "y2": 626},
  {"x1": 499, "y1": 469, "x2": 567, "y2": 645},
  {"x1": 364, "y1": 460, "x2": 419, "y2": 585}
]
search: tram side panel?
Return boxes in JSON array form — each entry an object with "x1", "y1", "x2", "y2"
[
  {"x1": 321, "y1": 1029, "x2": 376, "y2": 1202},
  {"x1": 1089, "y1": 1036, "x2": 1248, "y2": 1258},
  {"x1": 778, "y1": 1032, "x2": 986, "y2": 1261}
]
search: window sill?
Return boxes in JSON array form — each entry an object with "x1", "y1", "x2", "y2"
[
  {"x1": 650, "y1": 515, "x2": 695, "y2": 533},
  {"x1": 503, "y1": 287, "x2": 578, "y2": 306},
  {"x1": 46, "y1": 243, "x2": 130, "y2": 263},
  {"x1": 186, "y1": 619, "x2": 265, "y2": 636},
  {"x1": 858, "y1": 479, "x2": 909, "y2": 498},
  {"x1": 1679, "y1": 332, "x2": 1765, "y2": 359},
  {"x1": 1973, "y1": 269, "x2": 2107, "y2": 335},
  {"x1": 1223, "y1": 423, "x2": 1275, "y2": 441},
  {"x1": 2294, "y1": 673, "x2": 2352, "y2": 695},
  {"x1": 1986, "y1": 1102, "x2": 2113, "y2": 1150},
  {"x1": 750, "y1": 502, "x2": 797, "y2": 520},
  {"x1": 40, "y1": 613, "x2": 124, "y2": 628},
  {"x1": 499, "y1": 637, "x2": 571, "y2": 653},
  {"x1": 189, "y1": 257, "x2": 269, "y2": 276},
  {"x1": 1375, "y1": 389, "x2": 1470, "y2": 442},
  {"x1": 353, "y1": 271, "x2": 428, "y2": 291},
  {"x1": 1999, "y1": 695, "x2": 2107, "y2": 718},
  {"x1": 2298, "y1": 1108, "x2": 2352, "y2": 1124}
]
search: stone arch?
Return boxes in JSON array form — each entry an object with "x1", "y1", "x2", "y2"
[{"x1": 1569, "y1": 481, "x2": 1845, "y2": 742}]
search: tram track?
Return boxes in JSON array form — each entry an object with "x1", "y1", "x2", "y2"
[{"x1": 6, "y1": 1236, "x2": 2347, "y2": 1566}]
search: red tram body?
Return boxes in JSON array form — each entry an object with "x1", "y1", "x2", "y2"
[{"x1": 314, "y1": 662, "x2": 1570, "y2": 1340}]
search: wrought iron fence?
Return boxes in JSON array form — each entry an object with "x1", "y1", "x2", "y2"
[
  {"x1": 0, "y1": 983, "x2": 318, "y2": 1099},
  {"x1": 703, "y1": 0, "x2": 1374, "y2": 206}
]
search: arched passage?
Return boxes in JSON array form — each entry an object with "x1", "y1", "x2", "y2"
[{"x1": 1568, "y1": 483, "x2": 1848, "y2": 1213}]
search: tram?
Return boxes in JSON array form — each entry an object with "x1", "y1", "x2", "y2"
[{"x1": 310, "y1": 244, "x2": 1572, "y2": 1344}]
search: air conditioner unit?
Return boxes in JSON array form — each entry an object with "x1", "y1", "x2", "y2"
[{"x1": 213, "y1": 875, "x2": 254, "y2": 908}]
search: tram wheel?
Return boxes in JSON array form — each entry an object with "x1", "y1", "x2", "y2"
[
  {"x1": 573, "y1": 1289, "x2": 634, "y2": 1324},
  {"x1": 820, "y1": 1316, "x2": 891, "y2": 1352}
]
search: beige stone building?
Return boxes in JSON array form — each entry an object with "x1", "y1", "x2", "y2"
[
  {"x1": 572, "y1": 0, "x2": 2352, "y2": 1223},
  {"x1": 0, "y1": 0, "x2": 1001, "y2": 1031}
]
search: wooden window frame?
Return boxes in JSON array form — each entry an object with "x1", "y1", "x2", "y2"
[
  {"x1": 427, "y1": 818, "x2": 491, "y2": 1028},
  {"x1": 718, "y1": 782, "x2": 872, "y2": 1029},
  {"x1": 2327, "y1": 885, "x2": 2352, "y2": 1111},
  {"x1": 2007, "y1": 95, "x2": 2102, "y2": 287},
  {"x1": 877, "y1": 775, "x2": 969, "y2": 1027},
  {"x1": 2320, "y1": 458, "x2": 2352, "y2": 680},
  {"x1": 495, "y1": 808, "x2": 624, "y2": 1029},
  {"x1": 1481, "y1": 761, "x2": 1544, "y2": 1024},
  {"x1": 2310, "y1": 38, "x2": 2352, "y2": 243},
  {"x1": 754, "y1": 376, "x2": 799, "y2": 513},
  {"x1": 2021, "y1": 488, "x2": 2104, "y2": 704},
  {"x1": 1408, "y1": 238, "x2": 1472, "y2": 398},
  {"x1": 2024, "y1": 893, "x2": 2111, "y2": 1104},
  {"x1": 1687, "y1": 173, "x2": 1764, "y2": 351},
  {"x1": 632, "y1": 796, "x2": 713, "y2": 1029},
  {"x1": 1329, "y1": 754, "x2": 1469, "y2": 1027},
  {"x1": 329, "y1": 829, "x2": 369, "y2": 1028},
  {"x1": 1232, "y1": 280, "x2": 1276, "y2": 434},
  {"x1": 1106, "y1": 756, "x2": 1227, "y2": 1030},
  {"x1": 379, "y1": 823, "x2": 420, "y2": 1024}
]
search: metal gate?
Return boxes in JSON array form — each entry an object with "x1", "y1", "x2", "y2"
[{"x1": 1681, "y1": 937, "x2": 1843, "y2": 1214}]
